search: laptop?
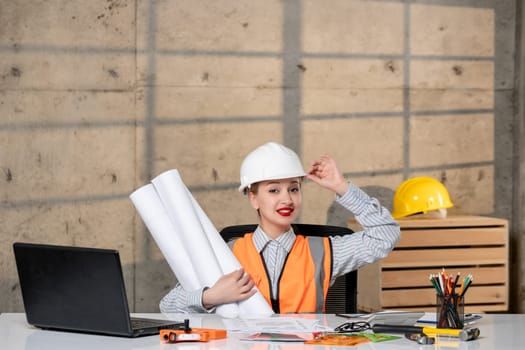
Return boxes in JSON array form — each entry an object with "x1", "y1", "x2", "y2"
[{"x1": 13, "y1": 242, "x2": 184, "y2": 337}]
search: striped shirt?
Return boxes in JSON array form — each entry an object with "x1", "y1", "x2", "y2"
[{"x1": 159, "y1": 182, "x2": 400, "y2": 314}]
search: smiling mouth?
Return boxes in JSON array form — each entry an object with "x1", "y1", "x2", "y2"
[{"x1": 277, "y1": 208, "x2": 294, "y2": 217}]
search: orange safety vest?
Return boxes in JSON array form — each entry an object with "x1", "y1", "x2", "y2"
[{"x1": 231, "y1": 233, "x2": 332, "y2": 313}]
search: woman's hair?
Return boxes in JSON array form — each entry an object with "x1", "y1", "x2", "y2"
[
  {"x1": 243, "y1": 178, "x2": 303, "y2": 196},
  {"x1": 244, "y1": 182, "x2": 259, "y2": 195}
]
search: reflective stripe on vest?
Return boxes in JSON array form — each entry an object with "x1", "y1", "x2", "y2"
[{"x1": 231, "y1": 233, "x2": 332, "y2": 313}]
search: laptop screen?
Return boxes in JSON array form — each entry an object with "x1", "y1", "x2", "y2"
[{"x1": 14, "y1": 243, "x2": 136, "y2": 336}]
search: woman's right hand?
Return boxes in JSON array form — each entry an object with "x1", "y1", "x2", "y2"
[{"x1": 202, "y1": 268, "x2": 256, "y2": 309}]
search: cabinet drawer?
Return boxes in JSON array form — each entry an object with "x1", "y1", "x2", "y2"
[{"x1": 356, "y1": 215, "x2": 509, "y2": 312}]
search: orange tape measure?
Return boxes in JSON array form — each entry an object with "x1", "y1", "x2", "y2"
[{"x1": 160, "y1": 319, "x2": 227, "y2": 343}]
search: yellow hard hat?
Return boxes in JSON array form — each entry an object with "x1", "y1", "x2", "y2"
[{"x1": 392, "y1": 176, "x2": 454, "y2": 219}]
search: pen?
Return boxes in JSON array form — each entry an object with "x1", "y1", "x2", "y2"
[
  {"x1": 430, "y1": 274, "x2": 443, "y2": 296},
  {"x1": 452, "y1": 272, "x2": 460, "y2": 294},
  {"x1": 438, "y1": 272, "x2": 445, "y2": 294},
  {"x1": 460, "y1": 277, "x2": 474, "y2": 297},
  {"x1": 459, "y1": 274, "x2": 472, "y2": 296}
]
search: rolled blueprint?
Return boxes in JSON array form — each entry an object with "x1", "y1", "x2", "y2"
[
  {"x1": 185, "y1": 186, "x2": 274, "y2": 317},
  {"x1": 129, "y1": 184, "x2": 200, "y2": 290},
  {"x1": 151, "y1": 169, "x2": 239, "y2": 318}
]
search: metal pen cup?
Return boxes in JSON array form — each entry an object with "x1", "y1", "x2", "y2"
[{"x1": 436, "y1": 294, "x2": 464, "y2": 329}]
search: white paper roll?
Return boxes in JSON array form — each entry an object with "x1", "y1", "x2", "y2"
[
  {"x1": 185, "y1": 187, "x2": 274, "y2": 317},
  {"x1": 151, "y1": 169, "x2": 239, "y2": 318},
  {"x1": 129, "y1": 184, "x2": 200, "y2": 290}
]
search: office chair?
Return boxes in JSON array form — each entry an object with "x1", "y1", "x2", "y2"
[{"x1": 219, "y1": 223, "x2": 357, "y2": 313}]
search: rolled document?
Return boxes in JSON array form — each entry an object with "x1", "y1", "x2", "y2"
[
  {"x1": 185, "y1": 187, "x2": 274, "y2": 317},
  {"x1": 151, "y1": 169, "x2": 239, "y2": 318},
  {"x1": 129, "y1": 184, "x2": 200, "y2": 290}
]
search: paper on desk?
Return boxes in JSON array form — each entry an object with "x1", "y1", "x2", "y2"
[
  {"x1": 223, "y1": 317, "x2": 327, "y2": 334},
  {"x1": 337, "y1": 311, "x2": 424, "y2": 326},
  {"x1": 241, "y1": 333, "x2": 309, "y2": 342},
  {"x1": 416, "y1": 312, "x2": 482, "y2": 325}
]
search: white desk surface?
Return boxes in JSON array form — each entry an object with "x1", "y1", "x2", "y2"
[{"x1": 1, "y1": 312, "x2": 524, "y2": 350}]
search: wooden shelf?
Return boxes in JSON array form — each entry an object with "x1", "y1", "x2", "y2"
[{"x1": 356, "y1": 215, "x2": 509, "y2": 313}]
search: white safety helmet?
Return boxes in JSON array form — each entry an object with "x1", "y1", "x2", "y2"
[{"x1": 238, "y1": 142, "x2": 306, "y2": 193}]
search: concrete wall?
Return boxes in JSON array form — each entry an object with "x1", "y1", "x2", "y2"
[
  {"x1": 515, "y1": 0, "x2": 525, "y2": 313},
  {"x1": 1, "y1": 0, "x2": 523, "y2": 312}
]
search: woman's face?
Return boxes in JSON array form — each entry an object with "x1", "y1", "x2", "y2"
[{"x1": 248, "y1": 177, "x2": 302, "y2": 237}]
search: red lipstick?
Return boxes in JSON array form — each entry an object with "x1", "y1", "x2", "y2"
[{"x1": 277, "y1": 207, "x2": 293, "y2": 217}]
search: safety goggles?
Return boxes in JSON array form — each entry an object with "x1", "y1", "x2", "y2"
[{"x1": 333, "y1": 321, "x2": 372, "y2": 333}]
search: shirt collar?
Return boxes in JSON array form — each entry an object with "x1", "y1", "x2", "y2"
[{"x1": 252, "y1": 226, "x2": 296, "y2": 253}]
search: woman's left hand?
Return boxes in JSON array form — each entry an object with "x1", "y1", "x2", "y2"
[{"x1": 306, "y1": 154, "x2": 349, "y2": 196}]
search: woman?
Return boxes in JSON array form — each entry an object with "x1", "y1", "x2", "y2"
[{"x1": 160, "y1": 142, "x2": 400, "y2": 313}]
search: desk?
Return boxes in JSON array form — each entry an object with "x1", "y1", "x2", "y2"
[{"x1": 1, "y1": 313, "x2": 524, "y2": 349}]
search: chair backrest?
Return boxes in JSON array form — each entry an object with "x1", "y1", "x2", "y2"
[{"x1": 219, "y1": 223, "x2": 357, "y2": 313}]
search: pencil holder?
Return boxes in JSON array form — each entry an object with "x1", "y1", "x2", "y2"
[{"x1": 436, "y1": 294, "x2": 464, "y2": 329}]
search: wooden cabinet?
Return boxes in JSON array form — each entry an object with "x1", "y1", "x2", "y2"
[{"x1": 356, "y1": 215, "x2": 509, "y2": 313}]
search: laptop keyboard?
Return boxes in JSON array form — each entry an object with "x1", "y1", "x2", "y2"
[{"x1": 131, "y1": 317, "x2": 172, "y2": 329}]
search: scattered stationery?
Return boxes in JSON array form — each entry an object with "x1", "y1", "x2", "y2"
[
  {"x1": 305, "y1": 332, "x2": 400, "y2": 346},
  {"x1": 231, "y1": 316, "x2": 403, "y2": 346},
  {"x1": 222, "y1": 317, "x2": 325, "y2": 334},
  {"x1": 241, "y1": 332, "x2": 307, "y2": 342},
  {"x1": 366, "y1": 323, "x2": 481, "y2": 341},
  {"x1": 416, "y1": 313, "x2": 482, "y2": 326},
  {"x1": 304, "y1": 334, "x2": 371, "y2": 346},
  {"x1": 336, "y1": 311, "x2": 425, "y2": 326}
]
